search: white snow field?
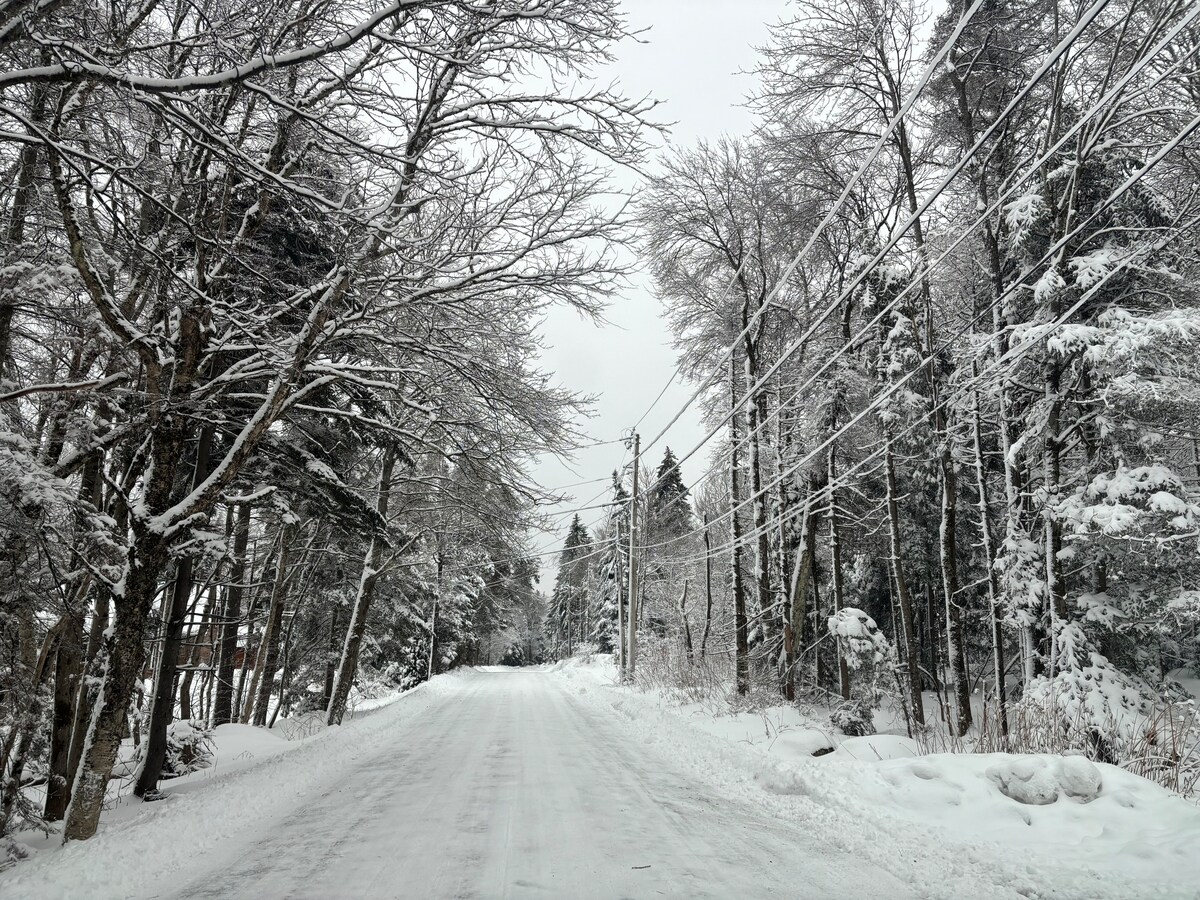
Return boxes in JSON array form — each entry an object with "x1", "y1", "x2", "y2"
[{"x1": 4, "y1": 663, "x2": 1200, "y2": 900}]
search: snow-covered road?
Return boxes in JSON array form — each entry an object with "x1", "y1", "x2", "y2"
[{"x1": 165, "y1": 668, "x2": 907, "y2": 899}]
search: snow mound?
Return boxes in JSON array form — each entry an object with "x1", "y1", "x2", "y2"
[
  {"x1": 209, "y1": 723, "x2": 289, "y2": 766},
  {"x1": 830, "y1": 734, "x2": 918, "y2": 761},
  {"x1": 272, "y1": 712, "x2": 328, "y2": 741},
  {"x1": 986, "y1": 755, "x2": 1102, "y2": 805},
  {"x1": 556, "y1": 658, "x2": 1200, "y2": 897}
]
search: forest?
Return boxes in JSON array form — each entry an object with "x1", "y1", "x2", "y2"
[
  {"x1": 1, "y1": 0, "x2": 1199, "y2": 881},
  {"x1": 0, "y1": 0, "x2": 651, "y2": 850},
  {"x1": 548, "y1": 0, "x2": 1200, "y2": 792}
]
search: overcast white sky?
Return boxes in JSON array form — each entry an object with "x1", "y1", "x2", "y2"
[{"x1": 530, "y1": 0, "x2": 791, "y2": 580}]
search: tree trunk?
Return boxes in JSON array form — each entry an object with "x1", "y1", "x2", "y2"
[
  {"x1": 213, "y1": 502, "x2": 251, "y2": 727},
  {"x1": 252, "y1": 518, "x2": 299, "y2": 726},
  {"x1": 885, "y1": 434, "x2": 924, "y2": 727},
  {"x1": 939, "y1": 442, "x2": 972, "y2": 736},
  {"x1": 132, "y1": 556, "x2": 195, "y2": 798},
  {"x1": 829, "y1": 448, "x2": 850, "y2": 702},
  {"x1": 134, "y1": 425, "x2": 213, "y2": 799},
  {"x1": 64, "y1": 582, "x2": 109, "y2": 808},
  {"x1": 327, "y1": 447, "x2": 397, "y2": 725},
  {"x1": 971, "y1": 375, "x2": 1008, "y2": 738},
  {"x1": 0, "y1": 622, "x2": 65, "y2": 833},
  {"x1": 700, "y1": 513, "x2": 714, "y2": 660},
  {"x1": 427, "y1": 593, "x2": 439, "y2": 681},
  {"x1": 741, "y1": 314, "x2": 773, "y2": 653},
  {"x1": 786, "y1": 471, "x2": 824, "y2": 700},
  {"x1": 64, "y1": 532, "x2": 172, "y2": 841},
  {"x1": 179, "y1": 584, "x2": 216, "y2": 722},
  {"x1": 1044, "y1": 360, "x2": 1067, "y2": 673},
  {"x1": 729, "y1": 357, "x2": 750, "y2": 696},
  {"x1": 269, "y1": 609, "x2": 299, "y2": 729},
  {"x1": 678, "y1": 580, "x2": 693, "y2": 663},
  {"x1": 321, "y1": 605, "x2": 341, "y2": 711},
  {"x1": 239, "y1": 535, "x2": 281, "y2": 723},
  {"x1": 0, "y1": 84, "x2": 46, "y2": 372},
  {"x1": 44, "y1": 613, "x2": 84, "y2": 821},
  {"x1": 45, "y1": 450, "x2": 102, "y2": 821}
]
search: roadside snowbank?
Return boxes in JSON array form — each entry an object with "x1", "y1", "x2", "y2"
[
  {"x1": 556, "y1": 655, "x2": 1200, "y2": 900},
  {"x1": 1, "y1": 679, "x2": 444, "y2": 900}
]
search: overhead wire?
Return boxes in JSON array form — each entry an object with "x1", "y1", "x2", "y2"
[
  {"x1": 435, "y1": 0, "x2": 1194, "y2": 583},
  {"x1": 630, "y1": 0, "x2": 993, "y2": 469},
  {"x1": 648, "y1": 12, "x2": 1199, "y2": 518},
  {"x1": 623, "y1": 8, "x2": 1200, "y2": 561},
  {"x1": 631, "y1": 0, "x2": 1124, "y2": 510},
  {"x1": 522, "y1": 0, "x2": 988, "y2": 526}
]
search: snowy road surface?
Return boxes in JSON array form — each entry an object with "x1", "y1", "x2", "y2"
[{"x1": 164, "y1": 668, "x2": 908, "y2": 899}]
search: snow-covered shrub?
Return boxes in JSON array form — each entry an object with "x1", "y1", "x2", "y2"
[
  {"x1": 828, "y1": 607, "x2": 890, "y2": 669},
  {"x1": 973, "y1": 649, "x2": 1200, "y2": 797},
  {"x1": 161, "y1": 720, "x2": 215, "y2": 779},
  {"x1": 1032, "y1": 621, "x2": 1155, "y2": 754},
  {"x1": 826, "y1": 608, "x2": 895, "y2": 736},
  {"x1": 0, "y1": 835, "x2": 32, "y2": 871},
  {"x1": 634, "y1": 632, "x2": 731, "y2": 707},
  {"x1": 830, "y1": 698, "x2": 876, "y2": 737},
  {"x1": 985, "y1": 755, "x2": 1103, "y2": 806}
]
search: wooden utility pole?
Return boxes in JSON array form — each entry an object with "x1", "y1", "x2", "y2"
[
  {"x1": 615, "y1": 533, "x2": 626, "y2": 678},
  {"x1": 700, "y1": 512, "x2": 713, "y2": 659},
  {"x1": 626, "y1": 431, "x2": 640, "y2": 681}
]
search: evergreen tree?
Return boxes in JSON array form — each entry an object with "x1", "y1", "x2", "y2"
[
  {"x1": 545, "y1": 515, "x2": 592, "y2": 657},
  {"x1": 592, "y1": 472, "x2": 630, "y2": 652},
  {"x1": 647, "y1": 448, "x2": 694, "y2": 543},
  {"x1": 640, "y1": 449, "x2": 697, "y2": 634}
]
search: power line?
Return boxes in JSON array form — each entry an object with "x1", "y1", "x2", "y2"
[
  {"x1": 440, "y1": 0, "x2": 1193, "y2": 585},
  {"x1": 632, "y1": 0, "x2": 1171, "y2": 516},
  {"x1": 631, "y1": 0, "x2": 994, "y2": 470}
]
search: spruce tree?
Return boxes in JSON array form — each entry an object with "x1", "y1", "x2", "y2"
[
  {"x1": 647, "y1": 448, "x2": 693, "y2": 542},
  {"x1": 592, "y1": 472, "x2": 630, "y2": 652},
  {"x1": 546, "y1": 515, "x2": 592, "y2": 656}
]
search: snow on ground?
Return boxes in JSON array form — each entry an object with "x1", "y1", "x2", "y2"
[
  {"x1": 554, "y1": 655, "x2": 1200, "y2": 900},
  {"x1": 5, "y1": 662, "x2": 1199, "y2": 900},
  {"x1": 4, "y1": 668, "x2": 910, "y2": 900},
  {"x1": 3, "y1": 682, "x2": 437, "y2": 900},
  {"x1": 1168, "y1": 667, "x2": 1200, "y2": 702}
]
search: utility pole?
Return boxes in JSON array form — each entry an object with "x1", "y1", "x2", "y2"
[
  {"x1": 626, "y1": 431, "x2": 640, "y2": 681},
  {"x1": 615, "y1": 532, "x2": 625, "y2": 678}
]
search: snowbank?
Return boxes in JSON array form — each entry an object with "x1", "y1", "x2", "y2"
[
  {"x1": 554, "y1": 655, "x2": 1200, "y2": 900},
  {"x1": 1, "y1": 680, "x2": 440, "y2": 899}
]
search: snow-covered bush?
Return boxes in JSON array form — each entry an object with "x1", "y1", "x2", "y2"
[
  {"x1": 828, "y1": 608, "x2": 891, "y2": 669},
  {"x1": 985, "y1": 754, "x2": 1103, "y2": 806},
  {"x1": 827, "y1": 608, "x2": 895, "y2": 736},
  {"x1": 830, "y1": 698, "x2": 876, "y2": 737},
  {"x1": 972, "y1": 659, "x2": 1200, "y2": 797},
  {"x1": 159, "y1": 720, "x2": 215, "y2": 779},
  {"x1": 634, "y1": 632, "x2": 732, "y2": 707},
  {"x1": 0, "y1": 835, "x2": 32, "y2": 872}
]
